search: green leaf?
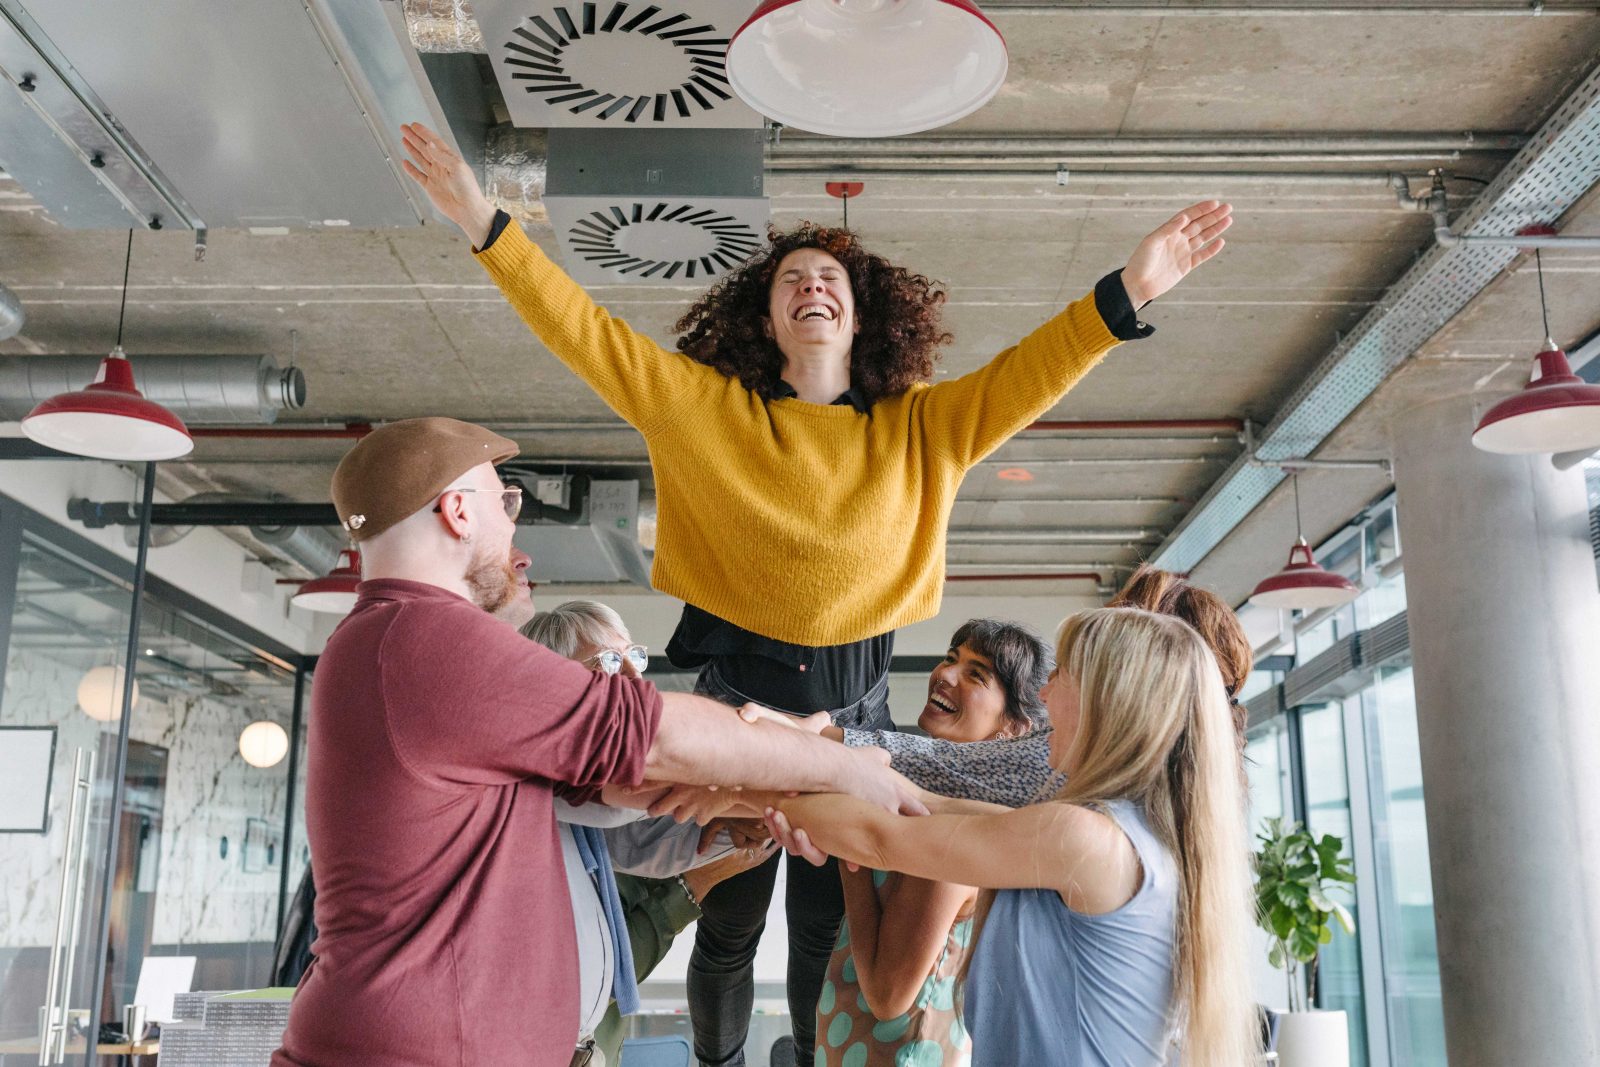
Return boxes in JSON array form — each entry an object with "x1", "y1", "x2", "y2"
[
  {"x1": 1332, "y1": 902, "x2": 1356, "y2": 935},
  {"x1": 1268, "y1": 941, "x2": 1285, "y2": 971},
  {"x1": 1269, "y1": 904, "x2": 1295, "y2": 940},
  {"x1": 1288, "y1": 927, "x2": 1320, "y2": 962},
  {"x1": 1318, "y1": 925, "x2": 1334, "y2": 945}
]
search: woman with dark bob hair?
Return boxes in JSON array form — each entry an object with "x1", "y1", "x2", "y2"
[{"x1": 400, "y1": 120, "x2": 1231, "y2": 1067}]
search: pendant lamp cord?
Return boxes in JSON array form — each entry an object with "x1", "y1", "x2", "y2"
[
  {"x1": 1534, "y1": 248, "x2": 1552, "y2": 344},
  {"x1": 842, "y1": 192, "x2": 849, "y2": 230},
  {"x1": 114, "y1": 229, "x2": 134, "y2": 349},
  {"x1": 1292, "y1": 472, "x2": 1304, "y2": 542}
]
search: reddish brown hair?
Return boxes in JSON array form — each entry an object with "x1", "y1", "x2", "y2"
[
  {"x1": 1108, "y1": 564, "x2": 1254, "y2": 746},
  {"x1": 673, "y1": 223, "x2": 951, "y2": 403}
]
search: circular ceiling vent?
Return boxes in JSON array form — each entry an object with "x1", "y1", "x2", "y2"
[
  {"x1": 499, "y1": 3, "x2": 738, "y2": 124},
  {"x1": 566, "y1": 201, "x2": 762, "y2": 280}
]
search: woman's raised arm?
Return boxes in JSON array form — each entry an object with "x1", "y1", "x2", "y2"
[{"x1": 400, "y1": 122, "x2": 710, "y2": 433}]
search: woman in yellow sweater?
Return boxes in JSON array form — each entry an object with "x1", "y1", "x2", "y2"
[{"x1": 400, "y1": 119, "x2": 1230, "y2": 1067}]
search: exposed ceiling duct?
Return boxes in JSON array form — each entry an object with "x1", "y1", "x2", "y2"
[
  {"x1": 403, "y1": 0, "x2": 486, "y2": 53},
  {"x1": 515, "y1": 478, "x2": 651, "y2": 586},
  {"x1": 484, "y1": 124, "x2": 550, "y2": 224},
  {"x1": 0, "y1": 0, "x2": 438, "y2": 230},
  {"x1": 0, "y1": 354, "x2": 305, "y2": 424}
]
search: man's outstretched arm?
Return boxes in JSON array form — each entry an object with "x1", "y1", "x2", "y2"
[{"x1": 641, "y1": 692, "x2": 926, "y2": 816}]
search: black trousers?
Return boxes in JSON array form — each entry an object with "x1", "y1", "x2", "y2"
[{"x1": 685, "y1": 662, "x2": 893, "y2": 1066}]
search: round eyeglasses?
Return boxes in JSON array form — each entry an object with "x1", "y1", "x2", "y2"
[
  {"x1": 433, "y1": 484, "x2": 523, "y2": 522},
  {"x1": 585, "y1": 645, "x2": 648, "y2": 676}
]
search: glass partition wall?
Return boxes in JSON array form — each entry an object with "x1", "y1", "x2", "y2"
[{"x1": 0, "y1": 483, "x2": 309, "y2": 1066}]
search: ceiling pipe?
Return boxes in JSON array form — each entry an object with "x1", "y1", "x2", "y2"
[
  {"x1": 0, "y1": 355, "x2": 305, "y2": 425},
  {"x1": 980, "y1": 1, "x2": 1598, "y2": 13},
  {"x1": 772, "y1": 166, "x2": 1426, "y2": 187},
  {"x1": 771, "y1": 134, "x2": 1524, "y2": 159},
  {"x1": 945, "y1": 572, "x2": 1109, "y2": 584},
  {"x1": 947, "y1": 527, "x2": 1161, "y2": 543},
  {"x1": 189, "y1": 423, "x2": 372, "y2": 440},
  {"x1": 1403, "y1": 176, "x2": 1600, "y2": 247}
]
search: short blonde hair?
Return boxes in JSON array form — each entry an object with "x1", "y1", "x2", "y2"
[{"x1": 520, "y1": 600, "x2": 629, "y2": 659}]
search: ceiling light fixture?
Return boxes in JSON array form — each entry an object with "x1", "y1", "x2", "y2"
[
  {"x1": 20, "y1": 231, "x2": 193, "y2": 461},
  {"x1": 1472, "y1": 239, "x2": 1600, "y2": 455},
  {"x1": 1249, "y1": 473, "x2": 1360, "y2": 611},
  {"x1": 290, "y1": 548, "x2": 362, "y2": 614},
  {"x1": 77, "y1": 664, "x2": 138, "y2": 723},
  {"x1": 726, "y1": 0, "x2": 1007, "y2": 138},
  {"x1": 239, "y1": 720, "x2": 289, "y2": 768}
]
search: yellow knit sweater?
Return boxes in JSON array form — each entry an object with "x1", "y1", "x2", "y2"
[{"x1": 476, "y1": 224, "x2": 1122, "y2": 646}]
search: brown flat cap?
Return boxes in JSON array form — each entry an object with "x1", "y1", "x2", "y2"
[{"x1": 331, "y1": 418, "x2": 518, "y2": 542}]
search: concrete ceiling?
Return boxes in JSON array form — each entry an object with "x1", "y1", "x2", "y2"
[{"x1": 2, "y1": 1, "x2": 1599, "y2": 603}]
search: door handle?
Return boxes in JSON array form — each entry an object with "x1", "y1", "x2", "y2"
[{"x1": 38, "y1": 747, "x2": 95, "y2": 1067}]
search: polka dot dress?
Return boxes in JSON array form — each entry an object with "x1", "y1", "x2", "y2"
[{"x1": 814, "y1": 870, "x2": 974, "y2": 1067}]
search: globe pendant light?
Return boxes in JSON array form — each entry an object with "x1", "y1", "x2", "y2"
[
  {"x1": 291, "y1": 548, "x2": 362, "y2": 614},
  {"x1": 20, "y1": 231, "x2": 193, "y2": 461},
  {"x1": 1471, "y1": 251, "x2": 1600, "y2": 454},
  {"x1": 239, "y1": 720, "x2": 289, "y2": 768},
  {"x1": 1249, "y1": 474, "x2": 1360, "y2": 611},
  {"x1": 726, "y1": 0, "x2": 1008, "y2": 138}
]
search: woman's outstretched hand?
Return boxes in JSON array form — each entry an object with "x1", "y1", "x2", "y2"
[
  {"x1": 399, "y1": 122, "x2": 497, "y2": 248},
  {"x1": 1121, "y1": 200, "x2": 1233, "y2": 309}
]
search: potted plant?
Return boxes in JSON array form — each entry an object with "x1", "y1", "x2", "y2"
[{"x1": 1253, "y1": 816, "x2": 1357, "y2": 1067}]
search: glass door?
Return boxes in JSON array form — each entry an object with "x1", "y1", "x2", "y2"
[{"x1": 0, "y1": 527, "x2": 139, "y2": 1066}]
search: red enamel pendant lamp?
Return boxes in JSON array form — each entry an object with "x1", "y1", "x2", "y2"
[
  {"x1": 1472, "y1": 245, "x2": 1600, "y2": 455},
  {"x1": 726, "y1": 0, "x2": 1008, "y2": 138},
  {"x1": 20, "y1": 231, "x2": 193, "y2": 461},
  {"x1": 1249, "y1": 474, "x2": 1359, "y2": 611},
  {"x1": 291, "y1": 548, "x2": 362, "y2": 614}
]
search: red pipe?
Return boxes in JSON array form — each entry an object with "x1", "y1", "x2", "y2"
[
  {"x1": 190, "y1": 422, "x2": 373, "y2": 439},
  {"x1": 946, "y1": 572, "x2": 1105, "y2": 583},
  {"x1": 1022, "y1": 419, "x2": 1243, "y2": 433}
]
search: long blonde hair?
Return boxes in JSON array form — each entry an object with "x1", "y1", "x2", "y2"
[{"x1": 968, "y1": 607, "x2": 1257, "y2": 1067}]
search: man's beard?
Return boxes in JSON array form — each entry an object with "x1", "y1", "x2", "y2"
[{"x1": 464, "y1": 544, "x2": 523, "y2": 615}]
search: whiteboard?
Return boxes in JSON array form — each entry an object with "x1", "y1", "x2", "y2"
[{"x1": 0, "y1": 726, "x2": 56, "y2": 833}]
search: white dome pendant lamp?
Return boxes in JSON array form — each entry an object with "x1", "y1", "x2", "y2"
[
  {"x1": 1471, "y1": 247, "x2": 1600, "y2": 456},
  {"x1": 21, "y1": 230, "x2": 193, "y2": 462},
  {"x1": 1249, "y1": 473, "x2": 1360, "y2": 612},
  {"x1": 726, "y1": 0, "x2": 1008, "y2": 138}
]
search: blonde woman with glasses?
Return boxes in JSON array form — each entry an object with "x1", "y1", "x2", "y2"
[{"x1": 765, "y1": 608, "x2": 1257, "y2": 1067}]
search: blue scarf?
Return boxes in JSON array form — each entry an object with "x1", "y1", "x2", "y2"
[{"x1": 572, "y1": 825, "x2": 639, "y2": 1017}]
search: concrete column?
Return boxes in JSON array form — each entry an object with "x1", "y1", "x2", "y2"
[{"x1": 1389, "y1": 392, "x2": 1600, "y2": 1066}]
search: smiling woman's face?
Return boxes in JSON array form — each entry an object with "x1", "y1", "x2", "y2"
[
  {"x1": 765, "y1": 248, "x2": 858, "y2": 364},
  {"x1": 918, "y1": 643, "x2": 1011, "y2": 743}
]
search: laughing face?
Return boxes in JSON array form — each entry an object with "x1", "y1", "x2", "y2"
[
  {"x1": 918, "y1": 643, "x2": 1012, "y2": 744},
  {"x1": 765, "y1": 248, "x2": 859, "y2": 365}
]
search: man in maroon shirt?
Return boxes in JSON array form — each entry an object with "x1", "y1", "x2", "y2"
[{"x1": 273, "y1": 419, "x2": 919, "y2": 1067}]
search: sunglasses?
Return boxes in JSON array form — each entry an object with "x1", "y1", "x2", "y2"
[
  {"x1": 434, "y1": 484, "x2": 523, "y2": 522},
  {"x1": 585, "y1": 645, "x2": 648, "y2": 676}
]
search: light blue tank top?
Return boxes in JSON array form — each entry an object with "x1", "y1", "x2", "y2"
[{"x1": 963, "y1": 799, "x2": 1178, "y2": 1067}]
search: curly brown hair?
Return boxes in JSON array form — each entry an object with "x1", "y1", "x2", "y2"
[{"x1": 673, "y1": 222, "x2": 952, "y2": 404}]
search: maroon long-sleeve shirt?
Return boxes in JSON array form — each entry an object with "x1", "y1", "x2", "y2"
[{"x1": 272, "y1": 579, "x2": 661, "y2": 1067}]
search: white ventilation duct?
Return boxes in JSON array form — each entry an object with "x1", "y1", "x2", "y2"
[{"x1": 0, "y1": 354, "x2": 305, "y2": 424}]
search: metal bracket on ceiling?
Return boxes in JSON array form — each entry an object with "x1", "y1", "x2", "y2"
[{"x1": 1248, "y1": 455, "x2": 1394, "y2": 478}]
